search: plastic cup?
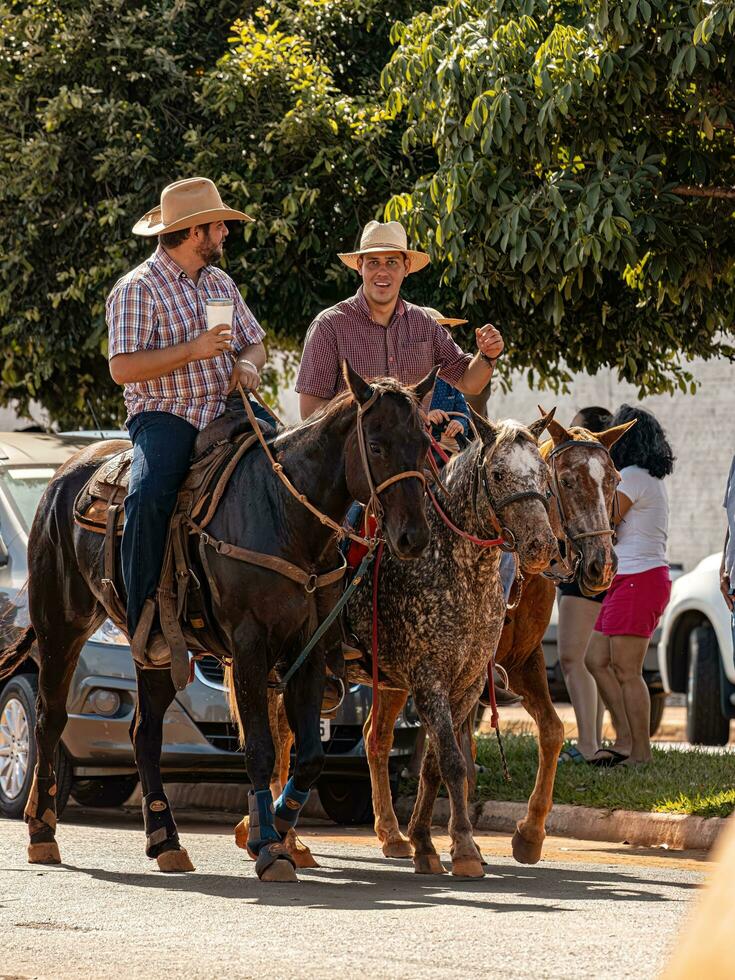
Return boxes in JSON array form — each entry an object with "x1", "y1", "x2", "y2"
[{"x1": 205, "y1": 298, "x2": 234, "y2": 333}]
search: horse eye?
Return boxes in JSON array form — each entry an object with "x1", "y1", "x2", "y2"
[
  {"x1": 560, "y1": 478, "x2": 572, "y2": 489},
  {"x1": 369, "y1": 441, "x2": 382, "y2": 454}
]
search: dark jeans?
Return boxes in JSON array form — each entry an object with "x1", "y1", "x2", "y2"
[{"x1": 122, "y1": 411, "x2": 198, "y2": 637}]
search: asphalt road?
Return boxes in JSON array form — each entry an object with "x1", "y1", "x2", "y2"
[{"x1": 0, "y1": 810, "x2": 707, "y2": 980}]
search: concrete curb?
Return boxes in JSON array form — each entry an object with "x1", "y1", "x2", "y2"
[{"x1": 394, "y1": 796, "x2": 727, "y2": 851}]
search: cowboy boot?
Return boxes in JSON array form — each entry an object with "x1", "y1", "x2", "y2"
[{"x1": 479, "y1": 668, "x2": 523, "y2": 708}]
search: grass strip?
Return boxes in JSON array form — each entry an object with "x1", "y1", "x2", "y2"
[{"x1": 473, "y1": 734, "x2": 735, "y2": 819}]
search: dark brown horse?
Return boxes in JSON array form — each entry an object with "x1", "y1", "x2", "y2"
[{"x1": 0, "y1": 365, "x2": 436, "y2": 882}]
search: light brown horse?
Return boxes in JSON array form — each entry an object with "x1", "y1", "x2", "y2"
[{"x1": 256, "y1": 414, "x2": 633, "y2": 870}]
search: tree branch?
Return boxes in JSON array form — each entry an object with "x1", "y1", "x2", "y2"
[{"x1": 671, "y1": 185, "x2": 735, "y2": 198}]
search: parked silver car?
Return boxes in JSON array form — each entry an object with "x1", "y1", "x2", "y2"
[{"x1": 0, "y1": 432, "x2": 420, "y2": 823}]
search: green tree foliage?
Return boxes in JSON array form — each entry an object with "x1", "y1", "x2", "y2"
[
  {"x1": 382, "y1": 0, "x2": 735, "y2": 393},
  {"x1": 0, "y1": 0, "x2": 429, "y2": 426}
]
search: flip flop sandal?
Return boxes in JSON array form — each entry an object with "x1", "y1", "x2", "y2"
[
  {"x1": 588, "y1": 749, "x2": 629, "y2": 768},
  {"x1": 557, "y1": 746, "x2": 587, "y2": 765}
]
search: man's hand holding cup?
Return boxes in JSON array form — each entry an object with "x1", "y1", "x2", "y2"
[
  {"x1": 187, "y1": 297, "x2": 235, "y2": 361},
  {"x1": 190, "y1": 322, "x2": 233, "y2": 361}
]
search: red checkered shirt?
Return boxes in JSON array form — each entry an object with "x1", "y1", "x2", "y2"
[
  {"x1": 295, "y1": 287, "x2": 472, "y2": 399},
  {"x1": 106, "y1": 245, "x2": 265, "y2": 430}
]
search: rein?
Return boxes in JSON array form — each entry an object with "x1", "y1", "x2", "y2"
[{"x1": 542, "y1": 439, "x2": 616, "y2": 586}]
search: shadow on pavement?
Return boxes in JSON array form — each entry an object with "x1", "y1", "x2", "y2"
[{"x1": 52, "y1": 852, "x2": 693, "y2": 914}]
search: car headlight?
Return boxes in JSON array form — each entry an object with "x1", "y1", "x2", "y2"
[{"x1": 89, "y1": 619, "x2": 129, "y2": 646}]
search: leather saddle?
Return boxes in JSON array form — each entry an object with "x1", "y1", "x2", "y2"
[{"x1": 73, "y1": 401, "x2": 274, "y2": 689}]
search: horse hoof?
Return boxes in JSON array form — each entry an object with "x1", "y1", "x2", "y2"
[
  {"x1": 451, "y1": 857, "x2": 485, "y2": 878},
  {"x1": 234, "y1": 818, "x2": 252, "y2": 855},
  {"x1": 27, "y1": 842, "x2": 61, "y2": 865},
  {"x1": 283, "y1": 829, "x2": 318, "y2": 868},
  {"x1": 260, "y1": 859, "x2": 298, "y2": 883},
  {"x1": 511, "y1": 829, "x2": 543, "y2": 865},
  {"x1": 383, "y1": 838, "x2": 413, "y2": 859},
  {"x1": 157, "y1": 848, "x2": 195, "y2": 872},
  {"x1": 291, "y1": 847, "x2": 319, "y2": 869},
  {"x1": 413, "y1": 853, "x2": 446, "y2": 875}
]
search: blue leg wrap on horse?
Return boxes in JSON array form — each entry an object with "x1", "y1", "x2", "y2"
[
  {"x1": 247, "y1": 790, "x2": 281, "y2": 855},
  {"x1": 273, "y1": 778, "x2": 310, "y2": 834}
]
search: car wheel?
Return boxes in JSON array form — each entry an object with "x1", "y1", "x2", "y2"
[
  {"x1": 649, "y1": 692, "x2": 667, "y2": 736},
  {"x1": 686, "y1": 626, "x2": 730, "y2": 746},
  {"x1": 0, "y1": 674, "x2": 73, "y2": 819},
  {"x1": 70, "y1": 775, "x2": 138, "y2": 808},
  {"x1": 318, "y1": 778, "x2": 374, "y2": 825}
]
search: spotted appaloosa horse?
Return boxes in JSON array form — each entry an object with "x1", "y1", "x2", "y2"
[{"x1": 358, "y1": 413, "x2": 635, "y2": 868}]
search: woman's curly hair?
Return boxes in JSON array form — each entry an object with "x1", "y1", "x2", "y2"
[{"x1": 610, "y1": 404, "x2": 675, "y2": 479}]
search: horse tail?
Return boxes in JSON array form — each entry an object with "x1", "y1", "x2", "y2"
[
  {"x1": 0, "y1": 625, "x2": 37, "y2": 682},
  {"x1": 224, "y1": 666, "x2": 245, "y2": 748}
]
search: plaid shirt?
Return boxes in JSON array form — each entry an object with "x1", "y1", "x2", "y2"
[
  {"x1": 106, "y1": 245, "x2": 265, "y2": 430},
  {"x1": 295, "y1": 287, "x2": 472, "y2": 399}
]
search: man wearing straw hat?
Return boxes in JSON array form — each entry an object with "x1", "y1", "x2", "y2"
[
  {"x1": 297, "y1": 221, "x2": 519, "y2": 703},
  {"x1": 295, "y1": 220, "x2": 504, "y2": 419},
  {"x1": 106, "y1": 177, "x2": 266, "y2": 658}
]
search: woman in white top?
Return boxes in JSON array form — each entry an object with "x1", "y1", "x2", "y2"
[{"x1": 585, "y1": 405, "x2": 674, "y2": 766}]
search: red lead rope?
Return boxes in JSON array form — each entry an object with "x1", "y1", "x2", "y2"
[
  {"x1": 370, "y1": 540, "x2": 385, "y2": 756},
  {"x1": 426, "y1": 485, "x2": 504, "y2": 549}
]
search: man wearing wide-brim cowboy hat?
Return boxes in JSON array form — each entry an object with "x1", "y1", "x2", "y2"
[
  {"x1": 295, "y1": 220, "x2": 504, "y2": 419},
  {"x1": 106, "y1": 176, "x2": 266, "y2": 663}
]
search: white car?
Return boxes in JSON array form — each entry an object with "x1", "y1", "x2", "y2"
[{"x1": 657, "y1": 553, "x2": 735, "y2": 745}]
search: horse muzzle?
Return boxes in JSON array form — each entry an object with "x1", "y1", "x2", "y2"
[{"x1": 384, "y1": 519, "x2": 431, "y2": 561}]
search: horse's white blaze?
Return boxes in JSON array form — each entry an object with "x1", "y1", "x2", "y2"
[
  {"x1": 509, "y1": 442, "x2": 543, "y2": 480},
  {"x1": 587, "y1": 455, "x2": 606, "y2": 488}
]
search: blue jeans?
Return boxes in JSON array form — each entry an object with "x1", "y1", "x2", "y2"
[{"x1": 122, "y1": 412, "x2": 198, "y2": 637}]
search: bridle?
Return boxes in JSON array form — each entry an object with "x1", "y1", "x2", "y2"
[
  {"x1": 353, "y1": 386, "x2": 427, "y2": 533},
  {"x1": 543, "y1": 439, "x2": 616, "y2": 586},
  {"x1": 471, "y1": 438, "x2": 551, "y2": 553},
  {"x1": 240, "y1": 383, "x2": 426, "y2": 551}
]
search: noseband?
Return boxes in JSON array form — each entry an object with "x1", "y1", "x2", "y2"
[{"x1": 543, "y1": 439, "x2": 616, "y2": 585}]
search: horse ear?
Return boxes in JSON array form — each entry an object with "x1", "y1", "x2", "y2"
[
  {"x1": 595, "y1": 418, "x2": 637, "y2": 450},
  {"x1": 411, "y1": 365, "x2": 440, "y2": 402},
  {"x1": 342, "y1": 360, "x2": 373, "y2": 406},
  {"x1": 468, "y1": 405, "x2": 498, "y2": 443},
  {"x1": 527, "y1": 406, "x2": 556, "y2": 442},
  {"x1": 537, "y1": 404, "x2": 570, "y2": 447}
]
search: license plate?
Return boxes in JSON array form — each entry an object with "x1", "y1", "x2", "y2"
[{"x1": 320, "y1": 718, "x2": 331, "y2": 742}]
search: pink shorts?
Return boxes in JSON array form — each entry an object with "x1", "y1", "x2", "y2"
[{"x1": 594, "y1": 566, "x2": 671, "y2": 638}]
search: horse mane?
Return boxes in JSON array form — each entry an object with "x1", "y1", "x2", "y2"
[
  {"x1": 274, "y1": 377, "x2": 421, "y2": 445},
  {"x1": 539, "y1": 425, "x2": 600, "y2": 459},
  {"x1": 495, "y1": 418, "x2": 537, "y2": 449}
]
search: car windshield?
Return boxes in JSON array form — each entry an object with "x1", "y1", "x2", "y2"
[{"x1": 0, "y1": 467, "x2": 56, "y2": 532}]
